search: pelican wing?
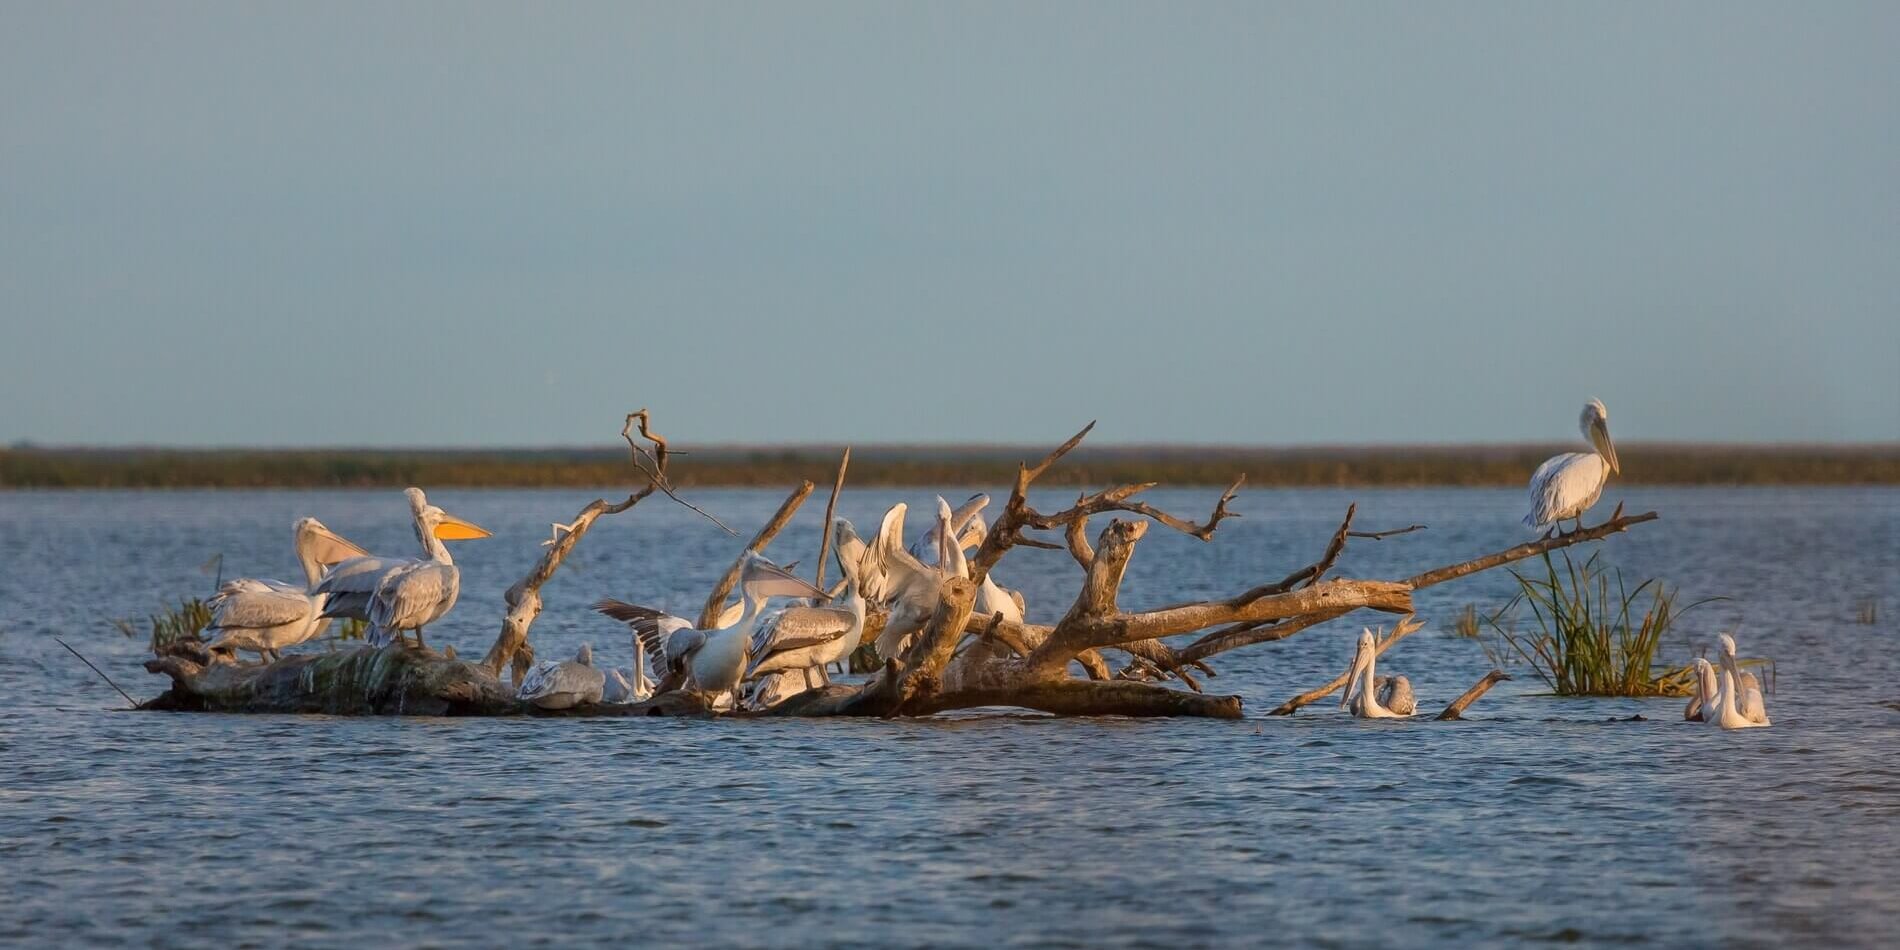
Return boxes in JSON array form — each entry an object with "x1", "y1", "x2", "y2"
[
  {"x1": 750, "y1": 606, "x2": 855, "y2": 661},
  {"x1": 518, "y1": 659, "x2": 606, "y2": 704},
  {"x1": 371, "y1": 561, "x2": 453, "y2": 631},
  {"x1": 209, "y1": 580, "x2": 314, "y2": 630},
  {"x1": 316, "y1": 555, "x2": 413, "y2": 619},
  {"x1": 593, "y1": 599, "x2": 703, "y2": 673},
  {"x1": 1524, "y1": 452, "x2": 1610, "y2": 528}
]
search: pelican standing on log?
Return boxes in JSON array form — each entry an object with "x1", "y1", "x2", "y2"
[
  {"x1": 206, "y1": 518, "x2": 371, "y2": 662},
  {"x1": 747, "y1": 519, "x2": 872, "y2": 698},
  {"x1": 315, "y1": 488, "x2": 491, "y2": 649},
  {"x1": 1525, "y1": 399, "x2": 1621, "y2": 536}
]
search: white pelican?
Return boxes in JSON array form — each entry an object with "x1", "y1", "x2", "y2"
[
  {"x1": 206, "y1": 518, "x2": 371, "y2": 662},
  {"x1": 1524, "y1": 399, "x2": 1621, "y2": 536},
  {"x1": 594, "y1": 554, "x2": 822, "y2": 708},
  {"x1": 1717, "y1": 633, "x2": 1769, "y2": 725},
  {"x1": 1696, "y1": 657, "x2": 1769, "y2": 730},
  {"x1": 1339, "y1": 629, "x2": 1411, "y2": 718},
  {"x1": 1684, "y1": 656, "x2": 1721, "y2": 721},
  {"x1": 315, "y1": 488, "x2": 490, "y2": 649},
  {"x1": 746, "y1": 519, "x2": 872, "y2": 697},
  {"x1": 518, "y1": 643, "x2": 606, "y2": 709},
  {"x1": 316, "y1": 488, "x2": 486, "y2": 627},
  {"x1": 1374, "y1": 674, "x2": 1417, "y2": 716},
  {"x1": 871, "y1": 501, "x2": 961, "y2": 661},
  {"x1": 959, "y1": 511, "x2": 1026, "y2": 626},
  {"x1": 601, "y1": 635, "x2": 657, "y2": 704},
  {"x1": 908, "y1": 493, "x2": 990, "y2": 563}
]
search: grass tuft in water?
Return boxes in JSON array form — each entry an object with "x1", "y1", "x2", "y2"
[
  {"x1": 1479, "y1": 551, "x2": 1719, "y2": 697},
  {"x1": 1450, "y1": 603, "x2": 1482, "y2": 638},
  {"x1": 114, "y1": 598, "x2": 214, "y2": 652},
  {"x1": 1858, "y1": 598, "x2": 1879, "y2": 625}
]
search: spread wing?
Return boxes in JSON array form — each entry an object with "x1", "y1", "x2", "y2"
[
  {"x1": 594, "y1": 599, "x2": 703, "y2": 673},
  {"x1": 209, "y1": 579, "x2": 314, "y2": 630}
]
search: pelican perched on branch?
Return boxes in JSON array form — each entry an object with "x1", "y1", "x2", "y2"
[
  {"x1": 518, "y1": 643, "x2": 606, "y2": 709},
  {"x1": 206, "y1": 518, "x2": 370, "y2": 662},
  {"x1": 1525, "y1": 399, "x2": 1621, "y2": 536},
  {"x1": 595, "y1": 553, "x2": 822, "y2": 708},
  {"x1": 314, "y1": 488, "x2": 490, "y2": 649},
  {"x1": 872, "y1": 501, "x2": 961, "y2": 661},
  {"x1": 1340, "y1": 629, "x2": 1412, "y2": 719}
]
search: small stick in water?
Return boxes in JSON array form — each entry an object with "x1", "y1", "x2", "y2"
[{"x1": 54, "y1": 637, "x2": 138, "y2": 708}]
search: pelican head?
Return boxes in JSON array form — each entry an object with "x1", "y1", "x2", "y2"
[
  {"x1": 1579, "y1": 399, "x2": 1619, "y2": 474},
  {"x1": 1718, "y1": 632, "x2": 1742, "y2": 679},
  {"x1": 739, "y1": 553, "x2": 827, "y2": 603},
  {"x1": 405, "y1": 487, "x2": 493, "y2": 542},
  {"x1": 576, "y1": 643, "x2": 593, "y2": 666},
  {"x1": 1339, "y1": 629, "x2": 1376, "y2": 710},
  {"x1": 293, "y1": 517, "x2": 370, "y2": 567}
]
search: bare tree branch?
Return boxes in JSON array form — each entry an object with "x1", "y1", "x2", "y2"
[
  {"x1": 814, "y1": 446, "x2": 851, "y2": 589},
  {"x1": 697, "y1": 481, "x2": 816, "y2": 629},
  {"x1": 1437, "y1": 670, "x2": 1512, "y2": 720}
]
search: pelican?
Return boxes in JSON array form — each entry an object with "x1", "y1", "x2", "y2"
[
  {"x1": 1374, "y1": 674, "x2": 1417, "y2": 716},
  {"x1": 1339, "y1": 629, "x2": 1411, "y2": 718},
  {"x1": 1696, "y1": 657, "x2": 1769, "y2": 730},
  {"x1": 316, "y1": 488, "x2": 486, "y2": 627},
  {"x1": 518, "y1": 643, "x2": 606, "y2": 709},
  {"x1": 594, "y1": 554, "x2": 822, "y2": 708},
  {"x1": 601, "y1": 634, "x2": 657, "y2": 704},
  {"x1": 746, "y1": 520, "x2": 872, "y2": 698},
  {"x1": 960, "y1": 511, "x2": 1026, "y2": 626},
  {"x1": 205, "y1": 518, "x2": 371, "y2": 662},
  {"x1": 314, "y1": 488, "x2": 490, "y2": 649},
  {"x1": 1717, "y1": 633, "x2": 1770, "y2": 725},
  {"x1": 871, "y1": 501, "x2": 960, "y2": 661},
  {"x1": 1525, "y1": 399, "x2": 1621, "y2": 536},
  {"x1": 1684, "y1": 656, "x2": 1721, "y2": 721},
  {"x1": 908, "y1": 493, "x2": 990, "y2": 563}
]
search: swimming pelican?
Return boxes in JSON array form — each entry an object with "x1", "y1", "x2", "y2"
[
  {"x1": 1339, "y1": 629, "x2": 1412, "y2": 718},
  {"x1": 1696, "y1": 657, "x2": 1769, "y2": 730},
  {"x1": 518, "y1": 643, "x2": 606, "y2": 709},
  {"x1": 594, "y1": 554, "x2": 822, "y2": 708},
  {"x1": 205, "y1": 518, "x2": 371, "y2": 662},
  {"x1": 314, "y1": 488, "x2": 490, "y2": 649},
  {"x1": 747, "y1": 519, "x2": 871, "y2": 696},
  {"x1": 1717, "y1": 633, "x2": 1770, "y2": 725},
  {"x1": 1684, "y1": 656, "x2": 1721, "y2": 721},
  {"x1": 1524, "y1": 399, "x2": 1621, "y2": 536},
  {"x1": 1374, "y1": 674, "x2": 1417, "y2": 716}
]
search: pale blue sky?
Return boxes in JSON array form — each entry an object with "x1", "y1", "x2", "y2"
[{"x1": 2, "y1": 2, "x2": 1895, "y2": 446}]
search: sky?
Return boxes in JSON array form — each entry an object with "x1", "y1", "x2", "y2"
[{"x1": 2, "y1": 2, "x2": 1896, "y2": 447}]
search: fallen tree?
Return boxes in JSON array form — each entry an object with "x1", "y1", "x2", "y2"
[{"x1": 142, "y1": 415, "x2": 1658, "y2": 720}]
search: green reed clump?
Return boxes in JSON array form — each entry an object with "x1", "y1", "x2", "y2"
[
  {"x1": 114, "y1": 598, "x2": 215, "y2": 651},
  {"x1": 1479, "y1": 551, "x2": 1717, "y2": 697}
]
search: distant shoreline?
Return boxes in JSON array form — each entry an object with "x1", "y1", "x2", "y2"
[{"x1": 5, "y1": 444, "x2": 1897, "y2": 488}]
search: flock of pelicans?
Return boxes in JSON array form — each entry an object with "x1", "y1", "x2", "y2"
[{"x1": 196, "y1": 398, "x2": 1771, "y2": 727}]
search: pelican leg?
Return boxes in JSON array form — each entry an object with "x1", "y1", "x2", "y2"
[{"x1": 413, "y1": 627, "x2": 427, "y2": 650}]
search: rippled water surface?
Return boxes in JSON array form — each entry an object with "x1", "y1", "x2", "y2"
[{"x1": 2, "y1": 486, "x2": 1897, "y2": 947}]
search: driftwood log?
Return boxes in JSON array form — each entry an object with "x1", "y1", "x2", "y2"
[{"x1": 142, "y1": 417, "x2": 1658, "y2": 720}]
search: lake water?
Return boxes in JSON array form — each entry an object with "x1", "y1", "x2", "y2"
[{"x1": 1, "y1": 486, "x2": 1896, "y2": 947}]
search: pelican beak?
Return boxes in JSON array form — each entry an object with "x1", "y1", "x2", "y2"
[
  {"x1": 744, "y1": 557, "x2": 827, "y2": 601},
  {"x1": 1590, "y1": 418, "x2": 1620, "y2": 475},
  {"x1": 433, "y1": 512, "x2": 493, "y2": 541},
  {"x1": 1340, "y1": 643, "x2": 1368, "y2": 710},
  {"x1": 306, "y1": 523, "x2": 371, "y2": 566}
]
